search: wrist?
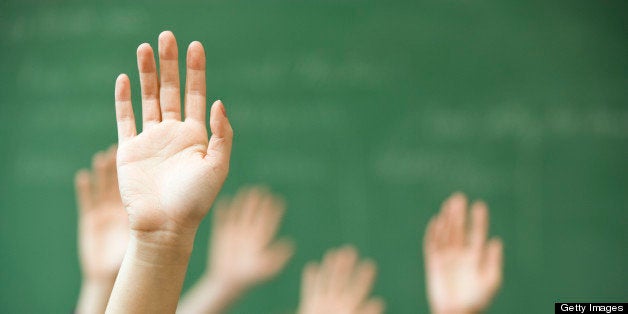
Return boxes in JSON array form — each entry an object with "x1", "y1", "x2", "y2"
[
  {"x1": 127, "y1": 228, "x2": 197, "y2": 267},
  {"x1": 106, "y1": 230, "x2": 197, "y2": 314}
]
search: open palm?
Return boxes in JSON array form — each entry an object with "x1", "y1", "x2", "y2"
[
  {"x1": 114, "y1": 31, "x2": 233, "y2": 233},
  {"x1": 423, "y1": 193, "x2": 503, "y2": 314}
]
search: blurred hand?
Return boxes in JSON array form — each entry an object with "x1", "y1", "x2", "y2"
[
  {"x1": 178, "y1": 187, "x2": 293, "y2": 314},
  {"x1": 75, "y1": 145, "x2": 128, "y2": 281},
  {"x1": 208, "y1": 186, "x2": 294, "y2": 288},
  {"x1": 423, "y1": 193, "x2": 503, "y2": 314},
  {"x1": 298, "y1": 246, "x2": 385, "y2": 314},
  {"x1": 114, "y1": 31, "x2": 233, "y2": 235}
]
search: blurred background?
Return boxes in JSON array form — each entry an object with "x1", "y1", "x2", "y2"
[{"x1": 1, "y1": 0, "x2": 627, "y2": 313}]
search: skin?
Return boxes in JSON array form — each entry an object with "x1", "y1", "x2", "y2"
[
  {"x1": 75, "y1": 145, "x2": 129, "y2": 314},
  {"x1": 423, "y1": 193, "x2": 504, "y2": 314},
  {"x1": 298, "y1": 246, "x2": 385, "y2": 314},
  {"x1": 178, "y1": 186, "x2": 294, "y2": 314},
  {"x1": 105, "y1": 30, "x2": 233, "y2": 314}
]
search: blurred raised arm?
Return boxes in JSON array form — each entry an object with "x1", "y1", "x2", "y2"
[
  {"x1": 75, "y1": 145, "x2": 128, "y2": 314},
  {"x1": 178, "y1": 186, "x2": 294, "y2": 313}
]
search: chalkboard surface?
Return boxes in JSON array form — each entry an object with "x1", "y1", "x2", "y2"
[{"x1": 1, "y1": 0, "x2": 627, "y2": 313}]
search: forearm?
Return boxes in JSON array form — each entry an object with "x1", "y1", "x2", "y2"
[
  {"x1": 106, "y1": 229, "x2": 197, "y2": 314},
  {"x1": 178, "y1": 275, "x2": 247, "y2": 314},
  {"x1": 76, "y1": 278, "x2": 115, "y2": 314}
]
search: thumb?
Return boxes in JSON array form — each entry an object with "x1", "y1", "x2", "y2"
[{"x1": 206, "y1": 100, "x2": 233, "y2": 172}]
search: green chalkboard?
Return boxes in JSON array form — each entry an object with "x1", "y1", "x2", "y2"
[{"x1": 1, "y1": 0, "x2": 627, "y2": 313}]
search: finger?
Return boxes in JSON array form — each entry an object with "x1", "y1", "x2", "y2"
[
  {"x1": 484, "y1": 238, "x2": 504, "y2": 290},
  {"x1": 433, "y1": 215, "x2": 447, "y2": 250},
  {"x1": 212, "y1": 198, "x2": 230, "y2": 230},
  {"x1": 114, "y1": 74, "x2": 136, "y2": 143},
  {"x1": 158, "y1": 30, "x2": 181, "y2": 120},
  {"x1": 205, "y1": 100, "x2": 233, "y2": 170},
  {"x1": 251, "y1": 185, "x2": 273, "y2": 223},
  {"x1": 240, "y1": 186, "x2": 263, "y2": 228},
  {"x1": 360, "y1": 297, "x2": 385, "y2": 314},
  {"x1": 319, "y1": 248, "x2": 338, "y2": 292},
  {"x1": 441, "y1": 199, "x2": 452, "y2": 247},
  {"x1": 74, "y1": 169, "x2": 93, "y2": 211},
  {"x1": 438, "y1": 193, "x2": 451, "y2": 214},
  {"x1": 102, "y1": 147, "x2": 118, "y2": 197},
  {"x1": 441, "y1": 193, "x2": 461, "y2": 247},
  {"x1": 329, "y1": 245, "x2": 358, "y2": 294},
  {"x1": 106, "y1": 145, "x2": 119, "y2": 191},
  {"x1": 137, "y1": 43, "x2": 161, "y2": 129},
  {"x1": 448, "y1": 192, "x2": 467, "y2": 247},
  {"x1": 349, "y1": 259, "x2": 377, "y2": 307},
  {"x1": 184, "y1": 41, "x2": 207, "y2": 124},
  {"x1": 106, "y1": 144, "x2": 118, "y2": 161},
  {"x1": 256, "y1": 194, "x2": 286, "y2": 245},
  {"x1": 92, "y1": 151, "x2": 108, "y2": 199},
  {"x1": 227, "y1": 187, "x2": 249, "y2": 227},
  {"x1": 301, "y1": 262, "x2": 319, "y2": 302},
  {"x1": 470, "y1": 200, "x2": 489, "y2": 249},
  {"x1": 263, "y1": 238, "x2": 295, "y2": 277}
]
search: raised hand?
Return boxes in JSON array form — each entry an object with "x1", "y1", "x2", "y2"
[
  {"x1": 75, "y1": 145, "x2": 129, "y2": 314},
  {"x1": 298, "y1": 246, "x2": 385, "y2": 314},
  {"x1": 423, "y1": 193, "x2": 503, "y2": 314},
  {"x1": 178, "y1": 186, "x2": 294, "y2": 313},
  {"x1": 209, "y1": 187, "x2": 294, "y2": 287},
  {"x1": 106, "y1": 31, "x2": 233, "y2": 314},
  {"x1": 114, "y1": 30, "x2": 233, "y2": 234}
]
